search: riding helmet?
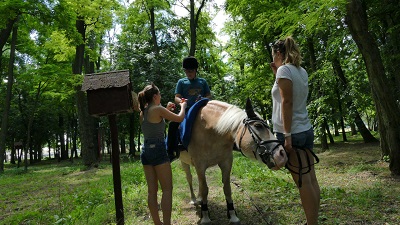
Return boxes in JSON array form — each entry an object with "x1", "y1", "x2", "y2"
[{"x1": 182, "y1": 56, "x2": 199, "y2": 69}]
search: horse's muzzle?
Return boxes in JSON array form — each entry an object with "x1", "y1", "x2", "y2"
[{"x1": 257, "y1": 141, "x2": 287, "y2": 169}]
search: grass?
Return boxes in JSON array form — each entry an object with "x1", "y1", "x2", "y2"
[{"x1": 1, "y1": 132, "x2": 399, "y2": 224}]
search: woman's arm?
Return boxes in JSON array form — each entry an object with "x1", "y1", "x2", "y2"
[
  {"x1": 159, "y1": 101, "x2": 187, "y2": 122},
  {"x1": 278, "y1": 77, "x2": 293, "y2": 151}
]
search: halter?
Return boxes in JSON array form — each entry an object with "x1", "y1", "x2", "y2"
[{"x1": 236, "y1": 117, "x2": 283, "y2": 169}]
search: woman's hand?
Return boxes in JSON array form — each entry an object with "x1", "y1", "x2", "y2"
[
  {"x1": 270, "y1": 62, "x2": 277, "y2": 75},
  {"x1": 284, "y1": 136, "x2": 293, "y2": 154},
  {"x1": 180, "y1": 98, "x2": 187, "y2": 109},
  {"x1": 166, "y1": 102, "x2": 176, "y2": 111}
]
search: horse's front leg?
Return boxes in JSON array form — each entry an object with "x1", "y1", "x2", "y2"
[
  {"x1": 195, "y1": 166, "x2": 211, "y2": 224},
  {"x1": 180, "y1": 161, "x2": 197, "y2": 204},
  {"x1": 219, "y1": 157, "x2": 240, "y2": 224}
]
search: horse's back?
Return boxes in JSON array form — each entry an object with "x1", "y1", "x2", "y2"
[{"x1": 186, "y1": 100, "x2": 234, "y2": 168}]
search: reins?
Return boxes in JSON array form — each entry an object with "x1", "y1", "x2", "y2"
[{"x1": 286, "y1": 146, "x2": 319, "y2": 188}]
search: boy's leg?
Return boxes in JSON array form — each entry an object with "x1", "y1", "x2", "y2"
[{"x1": 167, "y1": 122, "x2": 180, "y2": 161}]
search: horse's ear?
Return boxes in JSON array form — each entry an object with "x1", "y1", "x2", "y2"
[{"x1": 245, "y1": 98, "x2": 258, "y2": 119}]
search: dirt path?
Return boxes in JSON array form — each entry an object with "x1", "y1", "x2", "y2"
[{"x1": 171, "y1": 165, "x2": 283, "y2": 225}]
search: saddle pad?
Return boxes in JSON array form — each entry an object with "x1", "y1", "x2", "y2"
[{"x1": 179, "y1": 98, "x2": 210, "y2": 148}]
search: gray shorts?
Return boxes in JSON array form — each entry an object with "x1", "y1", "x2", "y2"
[
  {"x1": 140, "y1": 139, "x2": 169, "y2": 166},
  {"x1": 276, "y1": 127, "x2": 314, "y2": 150}
]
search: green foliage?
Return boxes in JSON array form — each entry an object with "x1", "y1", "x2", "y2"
[{"x1": 44, "y1": 31, "x2": 76, "y2": 62}]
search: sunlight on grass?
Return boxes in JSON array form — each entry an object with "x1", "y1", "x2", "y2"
[{"x1": 1, "y1": 134, "x2": 399, "y2": 225}]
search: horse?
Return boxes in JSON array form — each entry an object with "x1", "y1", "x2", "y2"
[{"x1": 177, "y1": 98, "x2": 288, "y2": 224}]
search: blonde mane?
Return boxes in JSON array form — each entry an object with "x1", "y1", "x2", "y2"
[{"x1": 215, "y1": 104, "x2": 247, "y2": 135}]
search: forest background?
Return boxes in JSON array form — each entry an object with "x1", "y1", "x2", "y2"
[{"x1": 0, "y1": 0, "x2": 400, "y2": 176}]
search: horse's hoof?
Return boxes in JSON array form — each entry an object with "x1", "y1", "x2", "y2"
[
  {"x1": 200, "y1": 217, "x2": 212, "y2": 224},
  {"x1": 229, "y1": 215, "x2": 240, "y2": 225},
  {"x1": 200, "y1": 219, "x2": 212, "y2": 224},
  {"x1": 229, "y1": 221, "x2": 241, "y2": 225},
  {"x1": 200, "y1": 210, "x2": 211, "y2": 224}
]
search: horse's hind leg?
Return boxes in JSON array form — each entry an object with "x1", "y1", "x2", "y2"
[
  {"x1": 181, "y1": 161, "x2": 197, "y2": 204},
  {"x1": 219, "y1": 158, "x2": 240, "y2": 224}
]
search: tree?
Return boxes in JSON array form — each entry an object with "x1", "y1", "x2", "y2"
[
  {"x1": 176, "y1": 0, "x2": 207, "y2": 56},
  {"x1": 345, "y1": 0, "x2": 400, "y2": 175},
  {"x1": 0, "y1": 18, "x2": 18, "y2": 172},
  {"x1": 51, "y1": 0, "x2": 118, "y2": 168}
]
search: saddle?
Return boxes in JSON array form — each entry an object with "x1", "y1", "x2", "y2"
[
  {"x1": 179, "y1": 98, "x2": 210, "y2": 148},
  {"x1": 167, "y1": 98, "x2": 209, "y2": 162}
]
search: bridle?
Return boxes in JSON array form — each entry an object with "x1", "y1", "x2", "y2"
[
  {"x1": 236, "y1": 117, "x2": 283, "y2": 169},
  {"x1": 235, "y1": 117, "x2": 320, "y2": 187}
]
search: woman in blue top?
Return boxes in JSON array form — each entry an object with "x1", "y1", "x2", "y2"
[
  {"x1": 270, "y1": 36, "x2": 320, "y2": 225},
  {"x1": 138, "y1": 83, "x2": 187, "y2": 225}
]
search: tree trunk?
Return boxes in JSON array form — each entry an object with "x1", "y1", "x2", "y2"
[
  {"x1": 150, "y1": 7, "x2": 159, "y2": 55},
  {"x1": 346, "y1": 0, "x2": 400, "y2": 175},
  {"x1": 120, "y1": 137, "x2": 126, "y2": 154},
  {"x1": 0, "y1": 20, "x2": 18, "y2": 172},
  {"x1": 189, "y1": 0, "x2": 207, "y2": 56},
  {"x1": 325, "y1": 118, "x2": 334, "y2": 144},
  {"x1": 77, "y1": 90, "x2": 99, "y2": 167},
  {"x1": 0, "y1": 17, "x2": 17, "y2": 51},
  {"x1": 74, "y1": 18, "x2": 99, "y2": 168},
  {"x1": 129, "y1": 114, "x2": 136, "y2": 155},
  {"x1": 333, "y1": 77, "x2": 348, "y2": 142},
  {"x1": 24, "y1": 81, "x2": 44, "y2": 170},
  {"x1": 11, "y1": 142, "x2": 16, "y2": 164},
  {"x1": 333, "y1": 118, "x2": 339, "y2": 136},
  {"x1": 72, "y1": 116, "x2": 79, "y2": 159},
  {"x1": 350, "y1": 123, "x2": 357, "y2": 135},
  {"x1": 307, "y1": 37, "x2": 329, "y2": 149},
  {"x1": 320, "y1": 120, "x2": 329, "y2": 150},
  {"x1": 59, "y1": 115, "x2": 68, "y2": 160}
]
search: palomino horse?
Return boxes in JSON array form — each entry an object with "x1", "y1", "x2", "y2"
[{"x1": 178, "y1": 98, "x2": 288, "y2": 224}]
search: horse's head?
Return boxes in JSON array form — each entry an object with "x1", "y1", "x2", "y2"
[{"x1": 236, "y1": 98, "x2": 287, "y2": 170}]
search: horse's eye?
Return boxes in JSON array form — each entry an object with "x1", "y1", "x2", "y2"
[{"x1": 254, "y1": 123, "x2": 264, "y2": 128}]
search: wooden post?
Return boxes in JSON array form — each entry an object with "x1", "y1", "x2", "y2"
[
  {"x1": 109, "y1": 114, "x2": 124, "y2": 225},
  {"x1": 81, "y1": 70, "x2": 138, "y2": 225}
]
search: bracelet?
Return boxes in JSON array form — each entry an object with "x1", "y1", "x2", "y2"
[{"x1": 284, "y1": 133, "x2": 291, "y2": 137}]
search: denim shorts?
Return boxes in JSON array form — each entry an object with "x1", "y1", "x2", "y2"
[
  {"x1": 140, "y1": 139, "x2": 169, "y2": 166},
  {"x1": 275, "y1": 127, "x2": 314, "y2": 150}
]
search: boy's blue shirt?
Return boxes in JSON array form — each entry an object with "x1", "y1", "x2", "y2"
[{"x1": 175, "y1": 77, "x2": 210, "y2": 108}]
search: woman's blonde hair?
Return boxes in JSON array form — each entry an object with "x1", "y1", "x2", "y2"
[
  {"x1": 272, "y1": 36, "x2": 302, "y2": 67},
  {"x1": 137, "y1": 83, "x2": 159, "y2": 111}
]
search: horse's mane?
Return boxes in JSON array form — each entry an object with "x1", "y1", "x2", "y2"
[{"x1": 214, "y1": 104, "x2": 247, "y2": 135}]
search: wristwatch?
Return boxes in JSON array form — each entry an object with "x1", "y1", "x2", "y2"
[{"x1": 284, "y1": 133, "x2": 291, "y2": 138}]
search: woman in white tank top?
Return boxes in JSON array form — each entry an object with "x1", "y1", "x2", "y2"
[{"x1": 270, "y1": 36, "x2": 320, "y2": 225}]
